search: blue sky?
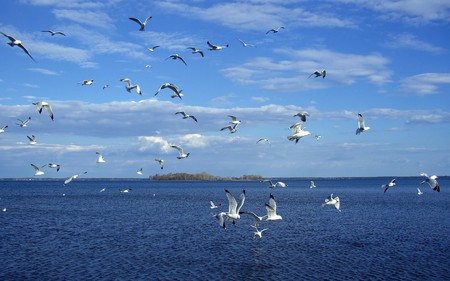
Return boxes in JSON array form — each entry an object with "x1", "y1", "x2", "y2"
[{"x1": 0, "y1": 0, "x2": 449, "y2": 178}]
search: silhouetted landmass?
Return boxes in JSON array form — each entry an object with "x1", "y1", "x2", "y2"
[{"x1": 150, "y1": 172, "x2": 263, "y2": 181}]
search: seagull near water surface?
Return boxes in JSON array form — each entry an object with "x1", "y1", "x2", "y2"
[
  {"x1": 31, "y1": 163, "x2": 45, "y2": 176},
  {"x1": 215, "y1": 189, "x2": 246, "y2": 229},
  {"x1": 420, "y1": 173, "x2": 440, "y2": 192},
  {"x1": 322, "y1": 193, "x2": 341, "y2": 212},
  {"x1": 1, "y1": 32, "x2": 35, "y2": 62},
  {"x1": 382, "y1": 178, "x2": 396, "y2": 193},
  {"x1": 260, "y1": 179, "x2": 287, "y2": 189},
  {"x1": 64, "y1": 171, "x2": 87, "y2": 186}
]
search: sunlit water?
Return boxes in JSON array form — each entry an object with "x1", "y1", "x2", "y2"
[{"x1": 1, "y1": 178, "x2": 449, "y2": 280}]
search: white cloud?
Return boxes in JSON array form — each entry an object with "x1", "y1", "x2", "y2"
[
  {"x1": 383, "y1": 33, "x2": 442, "y2": 53},
  {"x1": 400, "y1": 73, "x2": 450, "y2": 95},
  {"x1": 137, "y1": 136, "x2": 172, "y2": 153}
]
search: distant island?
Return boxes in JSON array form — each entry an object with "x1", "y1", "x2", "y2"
[{"x1": 149, "y1": 172, "x2": 263, "y2": 181}]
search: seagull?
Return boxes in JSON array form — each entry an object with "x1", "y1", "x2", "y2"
[
  {"x1": 187, "y1": 47, "x2": 204, "y2": 57},
  {"x1": 96, "y1": 152, "x2": 106, "y2": 163},
  {"x1": 129, "y1": 16, "x2": 152, "y2": 31},
  {"x1": 207, "y1": 41, "x2": 229, "y2": 51},
  {"x1": 31, "y1": 163, "x2": 45, "y2": 176},
  {"x1": 1, "y1": 32, "x2": 35, "y2": 62},
  {"x1": 175, "y1": 111, "x2": 198, "y2": 122},
  {"x1": 166, "y1": 54, "x2": 187, "y2": 66},
  {"x1": 356, "y1": 113, "x2": 370, "y2": 135},
  {"x1": 120, "y1": 188, "x2": 132, "y2": 193},
  {"x1": 137, "y1": 168, "x2": 143, "y2": 175},
  {"x1": 256, "y1": 138, "x2": 270, "y2": 144},
  {"x1": 64, "y1": 171, "x2": 87, "y2": 186},
  {"x1": 238, "y1": 39, "x2": 255, "y2": 47},
  {"x1": 155, "y1": 159, "x2": 164, "y2": 169},
  {"x1": 2, "y1": 208, "x2": 6, "y2": 212},
  {"x1": 215, "y1": 189, "x2": 246, "y2": 228},
  {"x1": 417, "y1": 188, "x2": 423, "y2": 195},
  {"x1": 220, "y1": 124, "x2": 239, "y2": 134},
  {"x1": 265, "y1": 194, "x2": 283, "y2": 221},
  {"x1": 148, "y1": 45, "x2": 160, "y2": 52},
  {"x1": 171, "y1": 145, "x2": 190, "y2": 159},
  {"x1": 228, "y1": 115, "x2": 241, "y2": 125},
  {"x1": 155, "y1": 83, "x2": 183, "y2": 99},
  {"x1": 27, "y1": 135, "x2": 37, "y2": 145},
  {"x1": 252, "y1": 225, "x2": 268, "y2": 239},
  {"x1": 48, "y1": 163, "x2": 61, "y2": 172},
  {"x1": 315, "y1": 135, "x2": 321, "y2": 141},
  {"x1": 32, "y1": 101, "x2": 54, "y2": 120},
  {"x1": 288, "y1": 122, "x2": 311, "y2": 143},
  {"x1": 308, "y1": 70, "x2": 326, "y2": 79},
  {"x1": 381, "y1": 178, "x2": 396, "y2": 193},
  {"x1": 260, "y1": 179, "x2": 287, "y2": 189},
  {"x1": 41, "y1": 30, "x2": 66, "y2": 36},
  {"x1": 100, "y1": 188, "x2": 106, "y2": 192},
  {"x1": 102, "y1": 84, "x2": 109, "y2": 90},
  {"x1": 310, "y1": 180, "x2": 317, "y2": 189},
  {"x1": 119, "y1": 78, "x2": 142, "y2": 95},
  {"x1": 210, "y1": 201, "x2": 221, "y2": 209},
  {"x1": 79, "y1": 79, "x2": 94, "y2": 85},
  {"x1": 322, "y1": 193, "x2": 341, "y2": 212},
  {"x1": 420, "y1": 173, "x2": 440, "y2": 192},
  {"x1": 293, "y1": 112, "x2": 309, "y2": 122},
  {"x1": 16, "y1": 117, "x2": 31, "y2": 128},
  {"x1": 0, "y1": 125, "x2": 8, "y2": 133},
  {"x1": 266, "y1": 26, "x2": 284, "y2": 34},
  {"x1": 145, "y1": 65, "x2": 152, "y2": 69}
]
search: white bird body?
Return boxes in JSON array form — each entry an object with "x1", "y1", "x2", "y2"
[
  {"x1": 129, "y1": 16, "x2": 152, "y2": 31},
  {"x1": 171, "y1": 145, "x2": 190, "y2": 159},
  {"x1": 120, "y1": 188, "x2": 132, "y2": 193},
  {"x1": 420, "y1": 173, "x2": 440, "y2": 192},
  {"x1": 207, "y1": 41, "x2": 229, "y2": 50},
  {"x1": 323, "y1": 193, "x2": 341, "y2": 212},
  {"x1": 417, "y1": 188, "x2": 423, "y2": 195},
  {"x1": 137, "y1": 168, "x2": 143, "y2": 175},
  {"x1": 27, "y1": 135, "x2": 37, "y2": 145},
  {"x1": 96, "y1": 152, "x2": 106, "y2": 163},
  {"x1": 0, "y1": 125, "x2": 8, "y2": 133},
  {"x1": 33, "y1": 101, "x2": 54, "y2": 120},
  {"x1": 210, "y1": 201, "x2": 221, "y2": 209},
  {"x1": 175, "y1": 111, "x2": 198, "y2": 122},
  {"x1": 187, "y1": 47, "x2": 204, "y2": 57},
  {"x1": 382, "y1": 178, "x2": 396, "y2": 193},
  {"x1": 64, "y1": 172, "x2": 87, "y2": 186},
  {"x1": 265, "y1": 194, "x2": 282, "y2": 221},
  {"x1": 216, "y1": 189, "x2": 246, "y2": 228},
  {"x1": 148, "y1": 45, "x2": 160, "y2": 52},
  {"x1": 155, "y1": 159, "x2": 164, "y2": 169},
  {"x1": 288, "y1": 122, "x2": 311, "y2": 143},
  {"x1": 220, "y1": 124, "x2": 239, "y2": 134},
  {"x1": 31, "y1": 164, "x2": 45, "y2": 176},
  {"x1": 310, "y1": 181, "x2": 316, "y2": 189},
  {"x1": 228, "y1": 115, "x2": 241, "y2": 125},
  {"x1": 48, "y1": 163, "x2": 60, "y2": 172},
  {"x1": 356, "y1": 113, "x2": 370, "y2": 135},
  {"x1": 1, "y1": 32, "x2": 35, "y2": 62}
]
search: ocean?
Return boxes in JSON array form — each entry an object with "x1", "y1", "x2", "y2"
[{"x1": 0, "y1": 178, "x2": 449, "y2": 281}]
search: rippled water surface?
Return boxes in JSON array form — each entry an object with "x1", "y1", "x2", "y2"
[{"x1": 1, "y1": 178, "x2": 449, "y2": 280}]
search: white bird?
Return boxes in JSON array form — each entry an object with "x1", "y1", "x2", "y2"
[
  {"x1": 100, "y1": 188, "x2": 106, "y2": 192},
  {"x1": 308, "y1": 70, "x2": 326, "y2": 79},
  {"x1": 238, "y1": 39, "x2": 255, "y2": 47},
  {"x1": 293, "y1": 112, "x2": 309, "y2": 122},
  {"x1": 1, "y1": 32, "x2": 35, "y2": 62},
  {"x1": 120, "y1": 188, "x2": 132, "y2": 193},
  {"x1": 356, "y1": 113, "x2": 370, "y2": 135},
  {"x1": 2, "y1": 208, "x2": 6, "y2": 212},
  {"x1": 16, "y1": 117, "x2": 31, "y2": 128},
  {"x1": 310, "y1": 180, "x2": 316, "y2": 189},
  {"x1": 27, "y1": 135, "x2": 37, "y2": 145},
  {"x1": 315, "y1": 135, "x2": 321, "y2": 141},
  {"x1": 0, "y1": 125, "x2": 8, "y2": 133},
  {"x1": 266, "y1": 26, "x2": 284, "y2": 34},
  {"x1": 129, "y1": 16, "x2": 152, "y2": 31},
  {"x1": 252, "y1": 225, "x2": 268, "y2": 239},
  {"x1": 102, "y1": 84, "x2": 109, "y2": 90},
  {"x1": 31, "y1": 163, "x2": 45, "y2": 176},
  {"x1": 381, "y1": 178, "x2": 396, "y2": 193},
  {"x1": 256, "y1": 138, "x2": 270, "y2": 144},
  {"x1": 119, "y1": 78, "x2": 142, "y2": 95},
  {"x1": 215, "y1": 189, "x2": 246, "y2": 228},
  {"x1": 322, "y1": 193, "x2": 341, "y2": 212},
  {"x1": 207, "y1": 41, "x2": 229, "y2": 50},
  {"x1": 32, "y1": 101, "x2": 54, "y2": 120},
  {"x1": 171, "y1": 145, "x2": 190, "y2": 159},
  {"x1": 155, "y1": 83, "x2": 183, "y2": 99},
  {"x1": 48, "y1": 163, "x2": 61, "y2": 172},
  {"x1": 220, "y1": 124, "x2": 239, "y2": 134},
  {"x1": 41, "y1": 30, "x2": 66, "y2": 36},
  {"x1": 148, "y1": 45, "x2": 160, "y2": 52},
  {"x1": 175, "y1": 111, "x2": 198, "y2": 122},
  {"x1": 420, "y1": 173, "x2": 440, "y2": 192},
  {"x1": 96, "y1": 152, "x2": 106, "y2": 163},
  {"x1": 64, "y1": 171, "x2": 87, "y2": 186},
  {"x1": 288, "y1": 122, "x2": 311, "y2": 143},
  {"x1": 166, "y1": 54, "x2": 187, "y2": 66},
  {"x1": 228, "y1": 115, "x2": 241, "y2": 125},
  {"x1": 137, "y1": 168, "x2": 143, "y2": 175},
  {"x1": 210, "y1": 201, "x2": 221, "y2": 209},
  {"x1": 265, "y1": 194, "x2": 283, "y2": 221},
  {"x1": 155, "y1": 159, "x2": 164, "y2": 169},
  {"x1": 417, "y1": 188, "x2": 423, "y2": 195},
  {"x1": 187, "y1": 47, "x2": 204, "y2": 57},
  {"x1": 260, "y1": 179, "x2": 287, "y2": 189},
  {"x1": 79, "y1": 79, "x2": 94, "y2": 85}
]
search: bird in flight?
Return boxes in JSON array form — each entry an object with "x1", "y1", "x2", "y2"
[
  {"x1": 129, "y1": 16, "x2": 152, "y2": 31},
  {"x1": 175, "y1": 111, "x2": 198, "y2": 122},
  {"x1": 356, "y1": 113, "x2": 370, "y2": 135},
  {"x1": 309, "y1": 70, "x2": 326, "y2": 79},
  {"x1": 166, "y1": 54, "x2": 187, "y2": 66},
  {"x1": 266, "y1": 26, "x2": 284, "y2": 34},
  {"x1": 41, "y1": 30, "x2": 66, "y2": 36},
  {"x1": 33, "y1": 101, "x2": 54, "y2": 120},
  {"x1": 187, "y1": 47, "x2": 204, "y2": 57},
  {"x1": 207, "y1": 41, "x2": 229, "y2": 50},
  {"x1": 1, "y1": 32, "x2": 35, "y2": 62}
]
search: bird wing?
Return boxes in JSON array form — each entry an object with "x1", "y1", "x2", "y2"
[
  {"x1": 228, "y1": 115, "x2": 237, "y2": 121},
  {"x1": 171, "y1": 145, "x2": 183, "y2": 155},
  {"x1": 225, "y1": 189, "x2": 238, "y2": 215},
  {"x1": 268, "y1": 194, "x2": 277, "y2": 211},
  {"x1": 129, "y1": 17, "x2": 143, "y2": 25},
  {"x1": 189, "y1": 115, "x2": 198, "y2": 122},
  {"x1": 207, "y1": 41, "x2": 217, "y2": 49},
  {"x1": 144, "y1": 16, "x2": 152, "y2": 24},
  {"x1": 236, "y1": 190, "x2": 246, "y2": 213},
  {"x1": 358, "y1": 113, "x2": 365, "y2": 129},
  {"x1": 175, "y1": 111, "x2": 186, "y2": 117},
  {"x1": 18, "y1": 43, "x2": 36, "y2": 62},
  {"x1": 30, "y1": 164, "x2": 40, "y2": 171},
  {"x1": 1, "y1": 32, "x2": 16, "y2": 42},
  {"x1": 177, "y1": 56, "x2": 187, "y2": 65},
  {"x1": 44, "y1": 104, "x2": 54, "y2": 120},
  {"x1": 220, "y1": 126, "x2": 232, "y2": 131}
]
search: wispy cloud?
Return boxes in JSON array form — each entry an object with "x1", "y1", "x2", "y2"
[
  {"x1": 383, "y1": 33, "x2": 442, "y2": 53},
  {"x1": 52, "y1": 9, "x2": 115, "y2": 29},
  {"x1": 27, "y1": 68, "x2": 61, "y2": 76},
  {"x1": 400, "y1": 73, "x2": 450, "y2": 95}
]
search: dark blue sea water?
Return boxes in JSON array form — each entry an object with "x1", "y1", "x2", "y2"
[{"x1": 0, "y1": 178, "x2": 449, "y2": 281}]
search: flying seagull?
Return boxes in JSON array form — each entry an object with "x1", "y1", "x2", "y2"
[
  {"x1": 308, "y1": 70, "x2": 326, "y2": 79},
  {"x1": 265, "y1": 193, "x2": 283, "y2": 221},
  {"x1": 266, "y1": 26, "x2": 284, "y2": 34},
  {"x1": 16, "y1": 117, "x2": 31, "y2": 128},
  {"x1": 210, "y1": 201, "x2": 221, "y2": 209},
  {"x1": 187, "y1": 47, "x2": 204, "y2": 57},
  {"x1": 420, "y1": 173, "x2": 440, "y2": 192},
  {"x1": 417, "y1": 188, "x2": 423, "y2": 195},
  {"x1": 119, "y1": 78, "x2": 142, "y2": 95},
  {"x1": 1, "y1": 32, "x2": 35, "y2": 62},
  {"x1": 220, "y1": 124, "x2": 239, "y2": 134},
  {"x1": 137, "y1": 168, "x2": 143, "y2": 175},
  {"x1": 31, "y1": 164, "x2": 45, "y2": 176},
  {"x1": 238, "y1": 39, "x2": 255, "y2": 47},
  {"x1": 215, "y1": 189, "x2": 246, "y2": 229},
  {"x1": 322, "y1": 193, "x2": 341, "y2": 212},
  {"x1": 102, "y1": 84, "x2": 109, "y2": 90},
  {"x1": 27, "y1": 135, "x2": 37, "y2": 145},
  {"x1": 129, "y1": 16, "x2": 152, "y2": 31},
  {"x1": 41, "y1": 30, "x2": 66, "y2": 36},
  {"x1": 171, "y1": 145, "x2": 190, "y2": 159},
  {"x1": 48, "y1": 163, "x2": 61, "y2": 172},
  {"x1": 96, "y1": 152, "x2": 106, "y2": 163},
  {"x1": 252, "y1": 225, "x2": 268, "y2": 239},
  {"x1": 33, "y1": 101, "x2": 54, "y2": 120},
  {"x1": 148, "y1": 45, "x2": 160, "y2": 52},
  {"x1": 120, "y1": 188, "x2": 132, "y2": 193},
  {"x1": 256, "y1": 138, "x2": 270, "y2": 144},
  {"x1": 260, "y1": 179, "x2": 287, "y2": 189},
  {"x1": 315, "y1": 135, "x2": 321, "y2": 141},
  {"x1": 310, "y1": 180, "x2": 317, "y2": 189},
  {"x1": 155, "y1": 83, "x2": 183, "y2": 99},
  {"x1": 79, "y1": 79, "x2": 94, "y2": 85},
  {"x1": 356, "y1": 113, "x2": 370, "y2": 135},
  {"x1": 166, "y1": 54, "x2": 187, "y2": 66},
  {"x1": 382, "y1": 178, "x2": 396, "y2": 193},
  {"x1": 293, "y1": 112, "x2": 309, "y2": 122},
  {"x1": 288, "y1": 122, "x2": 311, "y2": 143},
  {"x1": 228, "y1": 115, "x2": 241, "y2": 125},
  {"x1": 207, "y1": 41, "x2": 229, "y2": 50},
  {"x1": 155, "y1": 159, "x2": 164, "y2": 169},
  {"x1": 175, "y1": 111, "x2": 198, "y2": 122},
  {"x1": 0, "y1": 125, "x2": 8, "y2": 133},
  {"x1": 64, "y1": 171, "x2": 87, "y2": 186}
]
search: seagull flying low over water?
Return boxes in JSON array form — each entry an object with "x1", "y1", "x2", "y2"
[
  {"x1": 41, "y1": 30, "x2": 66, "y2": 36},
  {"x1": 288, "y1": 122, "x2": 311, "y2": 143},
  {"x1": 119, "y1": 78, "x2": 142, "y2": 95},
  {"x1": 382, "y1": 178, "x2": 396, "y2": 193},
  {"x1": 129, "y1": 16, "x2": 152, "y2": 31},
  {"x1": 166, "y1": 54, "x2": 187, "y2": 66},
  {"x1": 96, "y1": 152, "x2": 106, "y2": 163},
  {"x1": 261, "y1": 179, "x2": 287, "y2": 189},
  {"x1": 210, "y1": 201, "x2": 221, "y2": 209},
  {"x1": 420, "y1": 173, "x2": 440, "y2": 192},
  {"x1": 264, "y1": 193, "x2": 283, "y2": 221},
  {"x1": 120, "y1": 188, "x2": 132, "y2": 193},
  {"x1": 220, "y1": 123, "x2": 239, "y2": 134},
  {"x1": 252, "y1": 225, "x2": 268, "y2": 239},
  {"x1": 1, "y1": 32, "x2": 35, "y2": 62},
  {"x1": 31, "y1": 164, "x2": 45, "y2": 176},
  {"x1": 293, "y1": 112, "x2": 309, "y2": 122},
  {"x1": 215, "y1": 189, "x2": 246, "y2": 229},
  {"x1": 417, "y1": 188, "x2": 423, "y2": 195},
  {"x1": 171, "y1": 145, "x2": 190, "y2": 159},
  {"x1": 266, "y1": 26, "x2": 284, "y2": 34},
  {"x1": 207, "y1": 41, "x2": 229, "y2": 50},
  {"x1": 48, "y1": 163, "x2": 61, "y2": 172},
  {"x1": 155, "y1": 159, "x2": 164, "y2": 169},
  {"x1": 356, "y1": 113, "x2": 370, "y2": 135},
  {"x1": 310, "y1": 180, "x2": 317, "y2": 189},
  {"x1": 33, "y1": 101, "x2": 54, "y2": 120},
  {"x1": 27, "y1": 135, "x2": 37, "y2": 145},
  {"x1": 175, "y1": 111, "x2": 198, "y2": 122},
  {"x1": 0, "y1": 125, "x2": 8, "y2": 133},
  {"x1": 155, "y1": 83, "x2": 183, "y2": 99},
  {"x1": 16, "y1": 117, "x2": 31, "y2": 128},
  {"x1": 64, "y1": 171, "x2": 87, "y2": 186},
  {"x1": 79, "y1": 79, "x2": 94, "y2": 85},
  {"x1": 187, "y1": 47, "x2": 204, "y2": 57},
  {"x1": 309, "y1": 70, "x2": 326, "y2": 79},
  {"x1": 323, "y1": 194, "x2": 341, "y2": 212}
]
